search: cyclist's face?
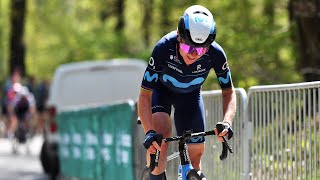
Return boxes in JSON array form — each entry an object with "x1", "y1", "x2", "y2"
[
  {"x1": 180, "y1": 43, "x2": 208, "y2": 56},
  {"x1": 179, "y1": 42, "x2": 208, "y2": 65}
]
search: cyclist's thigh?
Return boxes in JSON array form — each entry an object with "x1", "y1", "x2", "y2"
[
  {"x1": 151, "y1": 87, "x2": 172, "y2": 137},
  {"x1": 173, "y1": 89, "x2": 206, "y2": 143}
]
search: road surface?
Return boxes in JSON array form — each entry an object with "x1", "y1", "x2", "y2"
[{"x1": 0, "y1": 134, "x2": 49, "y2": 180}]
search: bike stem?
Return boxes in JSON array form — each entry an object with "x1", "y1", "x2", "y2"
[
  {"x1": 178, "y1": 142, "x2": 191, "y2": 166},
  {"x1": 178, "y1": 130, "x2": 192, "y2": 166}
]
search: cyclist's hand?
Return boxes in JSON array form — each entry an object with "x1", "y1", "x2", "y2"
[
  {"x1": 143, "y1": 130, "x2": 162, "y2": 154},
  {"x1": 214, "y1": 121, "x2": 234, "y2": 142}
]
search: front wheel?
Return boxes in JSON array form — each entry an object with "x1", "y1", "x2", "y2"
[
  {"x1": 141, "y1": 166, "x2": 150, "y2": 180},
  {"x1": 140, "y1": 166, "x2": 167, "y2": 180},
  {"x1": 187, "y1": 169, "x2": 206, "y2": 180}
]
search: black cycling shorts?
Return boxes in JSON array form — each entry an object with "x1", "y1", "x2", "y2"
[{"x1": 151, "y1": 83, "x2": 206, "y2": 143}]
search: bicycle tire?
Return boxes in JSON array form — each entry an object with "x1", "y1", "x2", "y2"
[
  {"x1": 141, "y1": 166, "x2": 150, "y2": 180},
  {"x1": 186, "y1": 169, "x2": 206, "y2": 180},
  {"x1": 140, "y1": 166, "x2": 167, "y2": 180}
]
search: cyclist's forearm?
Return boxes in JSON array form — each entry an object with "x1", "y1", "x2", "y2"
[
  {"x1": 221, "y1": 87, "x2": 236, "y2": 125},
  {"x1": 138, "y1": 90, "x2": 153, "y2": 133}
]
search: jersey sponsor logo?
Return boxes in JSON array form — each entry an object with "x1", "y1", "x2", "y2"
[
  {"x1": 170, "y1": 54, "x2": 182, "y2": 64},
  {"x1": 222, "y1": 62, "x2": 229, "y2": 71},
  {"x1": 197, "y1": 64, "x2": 201, "y2": 70},
  {"x1": 218, "y1": 72, "x2": 230, "y2": 84},
  {"x1": 168, "y1": 64, "x2": 183, "y2": 74},
  {"x1": 192, "y1": 64, "x2": 206, "y2": 74},
  {"x1": 149, "y1": 57, "x2": 155, "y2": 66},
  {"x1": 162, "y1": 74, "x2": 204, "y2": 88},
  {"x1": 144, "y1": 71, "x2": 158, "y2": 82},
  {"x1": 149, "y1": 57, "x2": 156, "y2": 69}
]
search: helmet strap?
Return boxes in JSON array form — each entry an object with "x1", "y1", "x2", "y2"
[{"x1": 177, "y1": 34, "x2": 181, "y2": 42}]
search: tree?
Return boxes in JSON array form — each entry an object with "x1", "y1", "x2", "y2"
[
  {"x1": 141, "y1": 0, "x2": 153, "y2": 47},
  {"x1": 159, "y1": 1, "x2": 171, "y2": 37},
  {"x1": 115, "y1": 0, "x2": 124, "y2": 32},
  {"x1": 0, "y1": 1, "x2": 4, "y2": 78},
  {"x1": 0, "y1": 0, "x2": 302, "y2": 87},
  {"x1": 9, "y1": 0, "x2": 27, "y2": 76},
  {"x1": 288, "y1": 0, "x2": 320, "y2": 81}
]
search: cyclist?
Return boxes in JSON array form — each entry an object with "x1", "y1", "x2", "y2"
[
  {"x1": 138, "y1": 5, "x2": 236, "y2": 180},
  {"x1": 7, "y1": 83, "x2": 36, "y2": 143},
  {"x1": 2, "y1": 68, "x2": 22, "y2": 138}
]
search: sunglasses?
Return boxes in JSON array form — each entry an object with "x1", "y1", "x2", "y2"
[{"x1": 180, "y1": 43, "x2": 208, "y2": 56}]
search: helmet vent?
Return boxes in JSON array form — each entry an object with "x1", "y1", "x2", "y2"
[{"x1": 193, "y1": 11, "x2": 209, "y2": 16}]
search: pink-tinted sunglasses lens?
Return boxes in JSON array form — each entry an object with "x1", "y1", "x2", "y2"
[{"x1": 180, "y1": 43, "x2": 208, "y2": 55}]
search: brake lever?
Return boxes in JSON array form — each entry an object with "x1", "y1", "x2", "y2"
[
  {"x1": 222, "y1": 136, "x2": 233, "y2": 153},
  {"x1": 220, "y1": 142, "x2": 228, "y2": 160},
  {"x1": 216, "y1": 124, "x2": 233, "y2": 161},
  {"x1": 148, "y1": 134, "x2": 163, "y2": 172}
]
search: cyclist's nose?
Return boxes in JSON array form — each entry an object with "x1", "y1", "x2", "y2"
[{"x1": 189, "y1": 50, "x2": 198, "y2": 57}]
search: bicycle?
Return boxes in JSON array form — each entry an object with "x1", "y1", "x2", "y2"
[
  {"x1": 138, "y1": 120, "x2": 233, "y2": 180},
  {"x1": 11, "y1": 92, "x2": 35, "y2": 154}
]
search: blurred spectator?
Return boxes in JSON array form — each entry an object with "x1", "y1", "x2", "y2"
[
  {"x1": 26, "y1": 75, "x2": 36, "y2": 94},
  {"x1": 1, "y1": 68, "x2": 23, "y2": 137},
  {"x1": 10, "y1": 83, "x2": 36, "y2": 122},
  {"x1": 0, "y1": 95, "x2": 5, "y2": 137},
  {"x1": 35, "y1": 79, "x2": 49, "y2": 133},
  {"x1": 1, "y1": 68, "x2": 22, "y2": 117},
  {"x1": 8, "y1": 83, "x2": 36, "y2": 143}
]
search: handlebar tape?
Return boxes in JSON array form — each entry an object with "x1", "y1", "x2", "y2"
[{"x1": 149, "y1": 134, "x2": 163, "y2": 172}]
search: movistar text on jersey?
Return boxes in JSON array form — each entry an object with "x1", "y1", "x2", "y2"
[{"x1": 168, "y1": 64, "x2": 183, "y2": 74}]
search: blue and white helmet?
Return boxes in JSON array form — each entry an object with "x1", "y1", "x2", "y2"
[{"x1": 178, "y1": 5, "x2": 216, "y2": 47}]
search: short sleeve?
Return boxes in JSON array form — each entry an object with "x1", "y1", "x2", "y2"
[
  {"x1": 141, "y1": 42, "x2": 167, "y2": 91},
  {"x1": 212, "y1": 45, "x2": 233, "y2": 89}
]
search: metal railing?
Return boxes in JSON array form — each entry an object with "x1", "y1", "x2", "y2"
[
  {"x1": 247, "y1": 81, "x2": 320, "y2": 179},
  {"x1": 133, "y1": 81, "x2": 320, "y2": 180},
  {"x1": 164, "y1": 88, "x2": 248, "y2": 179},
  {"x1": 133, "y1": 88, "x2": 248, "y2": 180},
  {"x1": 200, "y1": 88, "x2": 248, "y2": 180}
]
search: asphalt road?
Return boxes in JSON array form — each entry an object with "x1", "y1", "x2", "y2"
[{"x1": 0, "y1": 134, "x2": 49, "y2": 180}]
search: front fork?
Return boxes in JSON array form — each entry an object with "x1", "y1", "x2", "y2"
[{"x1": 178, "y1": 141, "x2": 193, "y2": 180}]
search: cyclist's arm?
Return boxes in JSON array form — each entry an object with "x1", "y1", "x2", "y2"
[
  {"x1": 139, "y1": 39, "x2": 167, "y2": 133},
  {"x1": 222, "y1": 87, "x2": 236, "y2": 125},
  {"x1": 211, "y1": 43, "x2": 236, "y2": 125},
  {"x1": 138, "y1": 89, "x2": 162, "y2": 152},
  {"x1": 138, "y1": 89, "x2": 153, "y2": 133},
  {"x1": 6, "y1": 90, "x2": 16, "y2": 117},
  {"x1": 28, "y1": 93, "x2": 37, "y2": 115}
]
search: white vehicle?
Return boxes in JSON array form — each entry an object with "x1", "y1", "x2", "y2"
[{"x1": 40, "y1": 59, "x2": 146, "y2": 178}]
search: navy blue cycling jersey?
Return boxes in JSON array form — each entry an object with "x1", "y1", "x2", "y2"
[{"x1": 141, "y1": 31, "x2": 233, "y2": 93}]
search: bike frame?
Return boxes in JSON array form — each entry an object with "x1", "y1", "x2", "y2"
[
  {"x1": 150, "y1": 130, "x2": 232, "y2": 180},
  {"x1": 175, "y1": 130, "x2": 198, "y2": 180},
  {"x1": 138, "y1": 119, "x2": 233, "y2": 180}
]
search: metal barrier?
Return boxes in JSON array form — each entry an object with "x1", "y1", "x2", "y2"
[
  {"x1": 134, "y1": 82, "x2": 320, "y2": 180},
  {"x1": 160, "y1": 88, "x2": 248, "y2": 179},
  {"x1": 134, "y1": 88, "x2": 248, "y2": 180},
  {"x1": 200, "y1": 88, "x2": 248, "y2": 180},
  {"x1": 163, "y1": 88, "x2": 247, "y2": 179},
  {"x1": 247, "y1": 81, "x2": 320, "y2": 179}
]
